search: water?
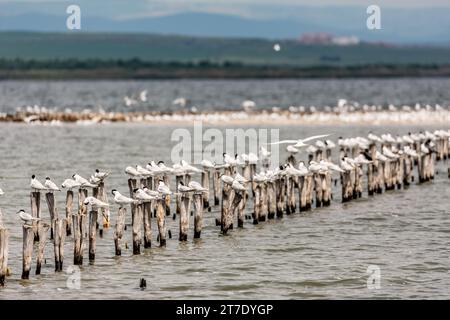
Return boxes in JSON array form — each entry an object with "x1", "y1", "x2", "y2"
[
  {"x1": 1, "y1": 78, "x2": 450, "y2": 114},
  {"x1": 0, "y1": 122, "x2": 449, "y2": 299}
]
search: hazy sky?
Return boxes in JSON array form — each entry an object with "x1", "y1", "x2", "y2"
[{"x1": 1, "y1": 0, "x2": 449, "y2": 20}]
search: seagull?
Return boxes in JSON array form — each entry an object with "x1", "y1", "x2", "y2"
[
  {"x1": 73, "y1": 174, "x2": 97, "y2": 188},
  {"x1": 83, "y1": 196, "x2": 109, "y2": 208},
  {"x1": 44, "y1": 177, "x2": 60, "y2": 192},
  {"x1": 177, "y1": 181, "x2": 193, "y2": 193},
  {"x1": 17, "y1": 209, "x2": 40, "y2": 224},
  {"x1": 94, "y1": 169, "x2": 110, "y2": 180},
  {"x1": 157, "y1": 180, "x2": 172, "y2": 195},
  {"x1": 30, "y1": 175, "x2": 47, "y2": 191},
  {"x1": 188, "y1": 181, "x2": 208, "y2": 192},
  {"x1": 112, "y1": 190, "x2": 137, "y2": 205},
  {"x1": 269, "y1": 134, "x2": 330, "y2": 148},
  {"x1": 61, "y1": 178, "x2": 81, "y2": 190},
  {"x1": 133, "y1": 188, "x2": 157, "y2": 202}
]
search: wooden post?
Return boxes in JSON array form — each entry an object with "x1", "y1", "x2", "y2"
[
  {"x1": 0, "y1": 228, "x2": 9, "y2": 287},
  {"x1": 156, "y1": 199, "x2": 167, "y2": 247},
  {"x1": 143, "y1": 201, "x2": 152, "y2": 248},
  {"x1": 54, "y1": 218, "x2": 67, "y2": 272},
  {"x1": 21, "y1": 225, "x2": 34, "y2": 279},
  {"x1": 65, "y1": 190, "x2": 73, "y2": 236},
  {"x1": 133, "y1": 203, "x2": 143, "y2": 254},
  {"x1": 128, "y1": 179, "x2": 137, "y2": 222},
  {"x1": 179, "y1": 194, "x2": 190, "y2": 241},
  {"x1": 237, "y1": 190, "x2": 248, "y2": 227},
  {"x1": 30, "y1": 191, "x2": 41, "y2": 241},
  {"x1": 73, "y1": 213, "x2": 84, "y2": 265},
  {"x1": 322, "y1": 172, "x2": 332, "y2": 206},
  {"x1": 228, "y1": 191, "x2": 242, "y2": 226},
  {"x1": 299, "y1": 176, "x2": 307, "y2": 212},
  {"x1": 163, "y1": 174, "x2": 171, "y2": 216},
  {"x1": 314, "y1": 173, "x2": 323, "y2": 207},
  {"x1": 175, "y1": 175, "x2": 184, "y2": 214},
  {"x1": 193, "y1": 193, "x2": 203, "y2": 238},
  {"x1": 45, "y1": 192, "x2": 57, "y2": 239},
  {"x1": 306, "y1": 175, "x2": 314, "y2": 210},
  {"x1": 253, "y1": 185, "x2": 261, "y2": 224},
  {"x1": 222, "y1": 184, "x2": 234, "y2": 233},
  {"x1": 213, "y1": 169, "x2": 220, "y2": 206},
  {"x1": 114, "y1": 207, "x2": 126, "y2": 255},
  {"x1": 201, "y1": 169, "x2": 210, "y2": 210},
  {"x1": 88, "y1": 209, "x2": 98, "y2": 261},
  {"x1": 277, "y1": 177, "x2": 286, "y2": 217},
  {"x1": 259, "y1": 183, "x2": 268, "y2": 221},
  {"x1": 35, "y1": 223, "x2": 50, "y2": 275},
  {"x1": 266, "y1": 181, "x2": 276, "y2": 219}
]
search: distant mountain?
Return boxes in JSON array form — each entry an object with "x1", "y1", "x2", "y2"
[{"x1": 0, "y1": 8, "x2": 449, "y2": 44}]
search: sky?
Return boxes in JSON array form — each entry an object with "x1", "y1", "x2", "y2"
[{"x1": 1, "y1": 0, "x2": 449, "y2": 20}]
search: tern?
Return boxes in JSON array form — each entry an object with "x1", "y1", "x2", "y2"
[
  {"x1": 177, "y1": 181, "x2": 194, "y2": 193},
  {"x1": 125, "y1": 166, "x2": 141, "y2": 177},
  {"x1": 248, "y1": 153, "x2": 258, "y2": 164},
  {"x1": 133, "y1": 188, "x2": 157, "y2": 202},
  {"x1": 180, "y1": 160, "x2": 202, "y2": 174},
  {"x1": 157, "y1": 161, "x2": 173, "y2": 174},
  {"x1": 44, "y1": 177, "x2": 60, "y2": 192},
  {"x1": 188, "y1": 181, "x2": 208, "y2": 192},
  {"x1": 223, "y1": 153, "x2": 238, "y2": 166},
  {"x1": 94, "y1": 169, "x2": 110, "y2": 180},
  {"x1": 83, "y1": 196, "x2": 109, "y2": 208},
  {"x1": 17, "y1": 209, "x2": 40, "y2": 224},
  {"x1": 0, "y1": 188, "x2": 3, "y2": 196},
  {"x1": 259, "y1": 146, "x2": 271, "y2": 158},
  {"x1": 73, "y1": 174, "x2": 97, "y2": 188},
  {"x1": 234, "y1": 172, "x2": 249, "y2": 184},
  {"x1": 269, "y1": 134, "x2": 330, "y2": 148},
  {"x1": 136, "y1": 165, "x2": 153, "y2": 176},
  {"x1": 321, "y1": 160, "x2": 345, "y2": 173},
  {"x1": 112, "y1": 190, "x2": 137, "y2": 205},
  {"x1": 142, "y1": 186, "x2": 160, "y2": 197},
  {"x1": 231, "y1": 180, "x2": 246, "y2": 191},
  {"x1": 220, "y1": 174, "x2": 235, "y2": 185},
  {"x1": 200, "y1": 159, "x2": 215, "y2": 168},
  {"x1": 157, "y1": 180, "x2": 172, "y2": 195},
  {"x1": 30, "y1": 175, "x2": 47, "y2": 191},
  {"x1": 61, "y1": 178, "x2": 81, "y2": 190},
  {"x1": 286, "y1": 145, "x2": 299, "y2": 154}
]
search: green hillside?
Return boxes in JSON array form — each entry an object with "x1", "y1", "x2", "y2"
[{"x1": 2, "y1": 31, "x2": 450, "y2": 66}]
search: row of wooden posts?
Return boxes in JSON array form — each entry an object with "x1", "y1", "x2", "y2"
[{"x1": 0, "y1": 131, "x2": 449, "y2": 286}]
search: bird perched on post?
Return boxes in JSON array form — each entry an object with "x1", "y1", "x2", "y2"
[
  {"x1": 112, "y1": 190, "x2": 137, "y2": 206},
  {"x1": 30, "y1": 175, "x2": 47, "y2": 192},
  {"x1": 133, "y1": 188, "x2": 158, "y2": 202},
  {"x1": 83, "y1": 196, "x2": 109, "y2": 208},
  {"x1": 44, "y1": 177, "x2": 60, "y2": 192},
  {"x1": 73, "y1": 174, "x2": 97, "y2": 188},
  {"x1": 61, "y1": 178, "x2": 81, "y2": 190},
  {"x1": 16, "y1": 209, "x2": 41, "y2": 225}
]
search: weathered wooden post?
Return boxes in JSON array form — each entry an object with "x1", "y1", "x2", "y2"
[
  {"x1": 0, "y1": 227, "x2": 9, "y2": 286},
  {"x1": 143, "y1": 201, "x2": 152, "y2": 248},
  {"x1": 98, "y1": 181, "x2": 110, "y2": 228},
  {"x1": 88, "y1": 209, "x2": 98, "y2": 261},
  {"x1": 133, "y1": 203, "x2": 143, "y2": 254},
  {"x1": 65, "y1": 190, "x2": 73, "y2": 236},
  {"x1": 259, "y1": 183, "x2": 268, "y2": 221},
  {"x1": 201, "y1": 167, "x2": 210, "y2": 210},
  {"x1": 237, "y1": 189, "x2": 248, "y2": 227},
  {"x1": 266, "y1": 180, "x2": 276, "y2": 219},
  {"x1": 175, "y1": 174, "x2": 184, "y2": 214},
  {"x1": 299, "y1": 176, "x2": 307, "y2": 212},
  {"x1": 163, "y1": 174, "x2": 171, "y2": 216},
  {"x1": 30, "y1": 191, "x2": 41, "y2": 241},
  {"x1": 276, "y1": 176, "x2": 286, "y2": 217},
  {"x1": 21, "y1": 225, "x2": 34, "y2": 279},
  {"x1": 314, "y1": 173, "x2": 323, "y2": 207},
  {"x1": 114, "y1": 207, "x2": 126, "y2": 255},
  {"x1": 128, "y1": 178, "x2": 137, "y2": 222},
  {"x1": 322, "y1": 172, "x2": 332, "y2": 206},
  {"x1": 35, "y1": 223, "x2": 50, "y2": 275},
  {"x1": 45, "y1": 192, "x2": 57, "y2": 239},
  {"x1": 213, "y1": 169, "x2": 221, "y2": 206},
  {"x1": 222, "y1": 183, "x2": 234, "y2": 233},
  {"x1": 253, "y1": 185, "x2": 261, "y2": 224},
  {"x1": 179, "y1": 194, "x2": 190, "y2": 241},
  {"x1": 286, "y1": 177, "x2": 295, "y2": 214},
  {"x1": 54, "y1": 217, "x2": 67, "y2": 272},
  {"x1": 156, "y1": 198, "x2": 167, "y2": 247},
  {"x1": 367, "y1": 143, "x2": 377, "y2": 195},
  {"x1": 193, "y1": 193, "x2": 203, "y2": 238},
  {"x1": 72, "y1": 212, "x2": 84, "y2": 265}
]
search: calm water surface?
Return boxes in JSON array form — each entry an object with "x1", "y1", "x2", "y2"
[{"x1": 0, "y1": 123, "x2": 449, "y2": 299}]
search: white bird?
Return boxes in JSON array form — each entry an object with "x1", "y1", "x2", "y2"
[
  {"x1": 382, "y1": 146, "x2": 399, "y2": 159},
  {"x1": 30, "y1": 175, "x2": 47, "y2": 191},
  {"x1": 157, "y1": 180, "x2": 172, "y2": 195},
  {"x1": 89, "y1": 175, "x2": 101, "y2": 185},
  {"x1": 259, "y1": 146, "x2": 271, "y2": 158},
  {"x1": 325, "y1": 140, "x2": 336, "y2": 149},
  {"x1": 124, "y1": 96, "x2": 138, "y2": 107},
  {"x1": 112, "y1": 190, "x2": 137, "y2": 205},
  {"x1": 248, "y1": 153, "x2": 258, "y2": 164},
  {"x1": 368, "y1": 133, "x2": 382, "y2": 143},
  {"x1": 73, "y1": 174, "x2": 97, "y2": 188},
  {"x1": 173, "y1": 97, "x2": 187, "y2": 108},
  {"x1": 308, "y1": 161, "x2": 322, "y2": 173},
  {"x1": 231, "y1": 180, "x2": 246, "y2": 191},
  {"x1": 188, "y1": 181, "x2": 207, "y2": 192},
  {"x1": 253, "y1": 172, "x2": 268, "y2": 183},
  {"x1": 223, "y1": 153, "x2": 238, "y2": 166},
  {"x1": 134, "y1": 188, "x2": 157, "y2": 202},
  {"x1": 354, "y1": 154, "x2": 373, "y2": 165},
  {"x1": 61, "y1": 178, "x2": 81, "y2": 190},
  {"x1": 139, "y1": 90, "x2": 147, "y2": 102},
  {"x1": 177, "y1": 181, "x2": 193, "y2": 193},
  {"x1": 234, "y1": 172, "x2": 249, "y2": 184},
  {"x1": 269, "y1": 134, "x2": 330, "y2": 148},
  {"x1": 94, "y1": 169, "x2": 110, "y2": 180},
  {"x1": 286, "y1": 145, "x2": 299, "y2": 154},
  {"x1": 0, "y1": 188, "x2": 3, "y2": 196},
  {"x1": 157, "y1": 161, "x2": 173, "y2": 174},
  {"x1": 201, "y1": 159, "x2": 215, "y2": 168},
  {"x1": 305, "y1": 145, "x2": 318, "y2": 154},
  {"x1": 180, "y1": 160, "x2": 202, "y2": 174},
  {"x1": 221, "y1": 175, "x2": 235, "y2": 185},
  {"x1": 340, "y1": 159, "x2": 355, "y2": 171},
  {"x1": 242, "y1": 100, "x2": 256, "y2": 112},
  {"x1": 17, "y1": 209, "x2": 40, "y2": 224},
  {"x1": 44, "y1": 177, "x2": 60, "y2": 191},
  {"x1": 321, "y1": 160, "x2": 345, "y2": 173},
  {"x1": 284, "y1": 163, "x2": 307, "y2": 177},
  {"x1": 315, "y1": 140, "x2": 326, "y2": 149},
  {"x1": 136, "y1": 165, "x2": 153, "y2": 176},
  {"x1": 125, "y1": 166, "x2": 141, "y2": 177},
  {"x1": 83, "y1": 196, "x2": 109, "y2": 208},
  {"x1": 142, "y1": 186, "x2": 160, "y2": 197}
]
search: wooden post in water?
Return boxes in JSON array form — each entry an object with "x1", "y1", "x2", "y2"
[
  {"x1": 237, "y1": 189, "x2": 248, "y2": 227},
  {"x1": 72, "y1": 212, "x2": 85, "y2": 265},
  {"x1": 45, "y1": 192, "x2": 57, "y2": 239},
  {"x1": 222, "y1": 184, "x2": 235, "y2": 233},
  {"x1": 163, "y1": 174, "x2": 171, "y2": 216},
  {"x1": 114, "y1": 207, "x2": 126, "y2": 255},
  {"x1": 98, "y1": 181, "x2": 110, "y2": 227},
  {"x1": 266, "y1": 180, "x2": 276, "y2": 219},
  {"x1": 314, "y1": 173, "x2": 323, "y2": 207},
  {"x1": 143, "y1": 201, "x2": 152, "y2": 248},
  {"x1": 253, "y1": 185, "x2": 261, "y2": 224},
  {"x1": 193, "y1": 193, "x2": 203, "y2": 238},
  {"x1": 299, "y1": 176, "x2": 307, "y2": 212},
  {"x1": 201, "y1": 168, "x2": 210, "y2": 210},
  {"x1": 213, "y1": 169, "x2": 221, "y2": 206},
  {"x1": 0, "y1": 227, "x2": 9, "y2": 287},
  {"x1": 322, "y1": 172, "x2": 332, "y2": 206},
  {"x1": 54, "y1": 217, "x2": 67, "y2": 272},
  {"x1": 156, "y1": 198, "x2": 167, "y2": 247},
  {"x1": 35, "y1": 223, "x2": 50, "y2": 275},
  {"x1": 175, "y1": 175, "x2": 184, "y2": 214},
  {"x1": 179, "y1": 193, "x2": 190, "y2": 241},
  {"x1": 128, "y1": 179, "x2": 137, "y2": 222},
  {"x1": 88, "y1": 209, "x2": 98, "y2": 261},
  {"x1": 305, "y1": 175, "x2": 313, "y2": 210},
  {"x1": 133, "y1": 203, "x2": 143, "y2": 254},
  {"x1": 276, "y1": 176, "x2": 286, "y2": 217},
  {"x1": 65, "y1": 190, "x2": 73, "y2": 236},
  {"x1": 259, "y1": 183, "x2": 268, "y2": 221},
  {"x1": 30, "y1": 191, "x2": 41, "y2": 242},
  {"x1": 287, "y1": 177, "x2": 296, "y2": 214},
  {"x1": 21, "y1": 225, "x2": 34, "y2": 279}
]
